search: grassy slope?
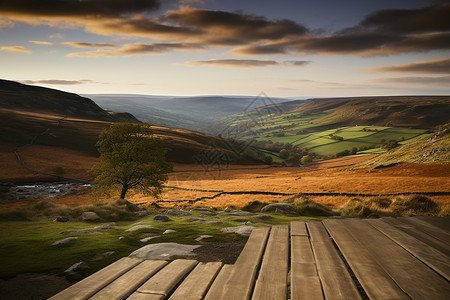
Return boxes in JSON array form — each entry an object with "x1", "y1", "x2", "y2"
[{"x1": 360, "y1": 123, "x2": 450, "y2": 166}]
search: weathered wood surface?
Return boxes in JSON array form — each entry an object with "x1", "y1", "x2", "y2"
[{"x1": 51, "y1": 216, "x2": 449, "y2": 300}]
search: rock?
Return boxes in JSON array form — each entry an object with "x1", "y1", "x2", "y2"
[
  {"x1": 81, "y1": 212, "x2": 100, "y2": 222},
  {"x1": 195, "y1": 235, "x2": 213, "y2": 242},
  {"x1": 221, "y1": 225, "x2": 255, "y2": 236},
  {"x1": 94, "y1": 223, "x2": 117, "y2": 230},
  {"x1": 200, "y1": 211, "x2": 217, "y2": 216},
  {"x1": 92, "y1": 251, "x2": 116, "y2": 261},
  {"x1": 52, "y1": 237, "x2": 78, "y2": 246},
  {"x1": 260, "y1": 203, "x2": 299, "y2": 215},
  {"x1": 163, "y1": 229, "x2": 177, "y2": 234},
  {"x1": 218, "y1": 210, "x2": 257, "y2": 216},
  {"x1": 140, "y1": 236, "x2": 160, "y2": 242},
  {"x1": 54, "y1": 216, "x2": 69, "y2": 222},
  {"x1": 60, "y1": 229, "x2": 101, "y2": 234},
  {"x1": 188, "y1": 218, "x2": 204, "y2": 222},
  {"x1": 252, "y1": 214, "x2": 272, "y2": 220},
  {"x1": 64, "y1": 262, "x2": 89, "y2": 273},
  {"x1": 118, "y1": 236, "x2": 124, "y2": 240},
  {"x1": 126, "y1": 225, "x2": 154, "y2": 232},
  {"x1": 129, "y1": 243, "x2": 201, "y2": 260},
  {"x1": 153, "y1": 215, "x2": 173, "y2": 222},
  {"x1": 202, "y1": 220, "x2": 224, "y2": 225},
  {"x1": 230, "y1": 217, "x2": 250, "y2": 222},
  {"x1": 134, "y1": 211, "x2": 149, "y2": 217},
  {"x1": 130, "y1": 221, "x2": 153, "y2": 226},
  {"x1": 164, "y1": 209, "x2": 191, "y2": 217}
]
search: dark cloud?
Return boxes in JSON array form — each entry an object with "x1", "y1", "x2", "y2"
[
  {"x1": 360, "y1": 3, "x2": 450, "y2": 34},
  {"x1": 283, "y1": 60, "x2": 310, "y2": 66},
  {"x1": 67, "y1": 42, "x2": 204, "y2": 57},
  {"x1": 164, "y1": 7, "x2": 308, "y2": 45},
  {"x1": 19, "y1": 79, "x2": 96, "y2": 85},
  {"x1": 366, "y1": 58, "x2": 450, "y2": 74},
  {"x1": 0, "y1": 0, "x2": 160, "y2": 17}
]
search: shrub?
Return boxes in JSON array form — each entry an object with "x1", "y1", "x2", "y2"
[
  {"x1": 340, "y1": 198, "x2": 381, "y2": 218},
  {"x1": 367, "y1": 197, "x2": 392, "y2": 209},
  {"x1": 241, "y1": 200, "x2": 270, "y2": 212},
  {"x1": 53, "y1": 166, "x2": 65, "y2": 176},
  {"x1": 391, "y1": 195, "x2": 439, "y2": 215},
  {"x1": 288, "y1": 195, "x2": 336, "y2": 216}
]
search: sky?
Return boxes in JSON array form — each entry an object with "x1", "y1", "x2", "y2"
[{"x1": 0, "y1": 0, "x2": 449, "y2": 97}]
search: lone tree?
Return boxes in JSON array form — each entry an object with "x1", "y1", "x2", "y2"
[{"x1": 89, "y1": 123, "x2": 172, "y2": 199}]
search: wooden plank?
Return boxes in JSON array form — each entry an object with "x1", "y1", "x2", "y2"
[
  {"x1": 307, "y1": 222, "x2": 362, "y2": 300},
  {"x1": 323, "y1": 219, "x2": 411, "y2": 300},
  {"x1": 291, "y1": 221, "x2": 308, "y2": 236},
  {"x1": 206, "y1": 226, "x2": 270, "y2": 300},
  {"x1": 290, "y1": 235, "x2": 324, "y2": 300},
  {"x1": 382, "y1": 217, "x2": 450, "y2": 256},
  {"x1": 169, "y1": 262, "x2": 223, "y2": 300},
  {"x1": 415, "y1": 216, "x2": 450, "y2": 232},
  {"x1": 398, "y1": 216, "x2": 450, "y2": 243},
  {"x1": 126, "y1": 293, "x2": 163, "y2": 300},
  {"x1": 342, "y1": 218, "x2": 450, "y2": 300},
  {"x1": 89, "y1": 260, "x2": 167, "y2": 300},
  {"x1": 49, "y1": 257, "x2": 142, "y2": 300},
  {"x1": 136, "y1": 259, "x2": 198, "y2": 296},
  {"x1": 367, "y1": 218, "x2": 450, "y2": 281},
  {"x1": 252, "y1": 225, "x2": 289, "y2": 300},
  {"x1": 204, "y1": 265, "x2": 233, "y2": 300}
]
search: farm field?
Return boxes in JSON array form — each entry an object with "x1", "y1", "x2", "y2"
[{"x1": 253, "y1": 126, "x2": 429, "y2": 156}]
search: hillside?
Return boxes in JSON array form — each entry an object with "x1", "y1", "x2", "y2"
[
  {"x1": 0, "y1": 80, "x2": 266, "y2": 168},
  {"x1": 88, "y1": 94, "x2": 294, "y2": 133},
  {"x1": 0, "y1": 79, "x2": 113, "y2": 122},
  {"x1": 359, "y1": 123, "x2": 450, "y2": 167},
  {"x1": 224, "y1": 96, "x2": 450, "y2": 157}
]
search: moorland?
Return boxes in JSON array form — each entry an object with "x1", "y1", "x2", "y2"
[{"x1": 0, "y1": 79, "x2": 449, "y2": 298}]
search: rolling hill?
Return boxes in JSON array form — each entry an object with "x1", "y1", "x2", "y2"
[
  {"x1": 87, "y1": 93, "x2": 294, "y2": 133},
  {"x1": 224, "y1": 96, "x2": 450, "y2": 157},
  {"x1": 0, "y1": 79, "x2": 267, "y2": 166}
]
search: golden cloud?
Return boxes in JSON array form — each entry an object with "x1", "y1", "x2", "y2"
[
  {"x1": 366, "y1": 59, "x2": 450, "y2": 74},
  {"x1": 29, "y1": 40, "x2": 54, "y2": 46},
  {"x1": 0, "y1": 45, "x2": 31, "y2": 53}
]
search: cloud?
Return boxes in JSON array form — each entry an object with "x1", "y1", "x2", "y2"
[
  {"x1": 1, "y1": 2, "x2": 449, "y2": 57},
  {"x1": 186, "y1": 59, "x2": 279, "y2": 68},
  {"x1": 49, "y1": 33, "x2": 63, "y2": 39},
  {"x1": 369, "y1": 76, "x2": 450, "y2": 87},
  {"x1": 67, "y1": 42, "x2": 204, "y2": 57},
  {"x1": 366, "y1": 58, "x2": 450, "y2": 74},
  {"x1": 29, "y1": 40, "x2": 54, "y2": 46},
  {"x1": 0, "y1": 0, "x2": 161, "y2": 18},
  {"x1": 185, "y1": 59, "x2": 311, "y2": 68},
  {"x1": 19, "y1": 79, "x2": 97, "y2": 85},
  {"x1": 0, "y1": 45, "x2": 31, "y2": 53},
  {"x1": 62, "y1": 42, "x2": 117, "y2": 48}
]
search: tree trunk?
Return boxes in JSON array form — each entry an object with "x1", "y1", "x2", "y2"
[{"x1": 120, "y1": 184, "x2": 128, "y2": 199}]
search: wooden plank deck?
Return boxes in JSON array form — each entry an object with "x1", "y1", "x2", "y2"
[{"x1": 51, "y1": 216, "x2": 450, "y2": 300}]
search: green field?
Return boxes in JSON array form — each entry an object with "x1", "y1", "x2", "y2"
[{"x1": 249, "y1": 125, "x2": 429, "y2": 156}]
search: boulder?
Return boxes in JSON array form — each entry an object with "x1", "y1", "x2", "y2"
[
  {"x1": 54, "y1": 216, "x2": 69, "y2": 222},
  {"x1": 129, "y1": 243, "x2": 201, "y2": 260},
  {"x1": 126, "y1": 225, "x2": 154, "y2": 232},
  {"x1": 94, "y1": 223, "x2": 117, "y2": 230},
  {"x1": 52, "y1": 237, "x2": 78, "y2": 246},
  {"x1": 261, "y1": 203, "x2": 299, "y2": 215},
  {"x1": 81, "y1": 212, "x2": 100, "y2": 222},
  {"x1": 163, "y1": 229, "x2": 177, "y2": 234},
  {"x1": 188, "y1": 218, "x2": 204, "y2": 222},
  {"x1": 64, "y1": 262, "x2": 89, "y2": 273},
  {"x1": 153, "y1": 215, "x2": 173, "y2": 222},
  {"x1": 164, "y1": 209, "x2": 191, "y2": 217},
  {"x1": 134, "y1": 211, "x2": 149, "y2": 217},
  {"x1": 92, "y1": 251, "x2": 116, "y2": 261},
  {"x1": 252, "y1": 214, "x2": 272, "y2": 220},
  {"x1": 221, "y1": 225, "x2": 255, "y2": 236},
  {"x1": 140, "y1": 236, "x2": 160, "y2": 242},
  {"x1": 195, "y1": 235, "x2": 213, "y2": 242}
]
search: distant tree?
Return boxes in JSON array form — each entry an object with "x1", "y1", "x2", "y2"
[
  {"x1": 300, "y1": 155, "x2": 312, "y2": 165},
  {"x1": 89, "y1": 123, "x2": 172, "y2": 199},
  {"x1": 351, "y1": 147, "x2": 358, "y2": 155},
  {"x1": 280, "y1": 149, "x2": 289, "y2": 159}
]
